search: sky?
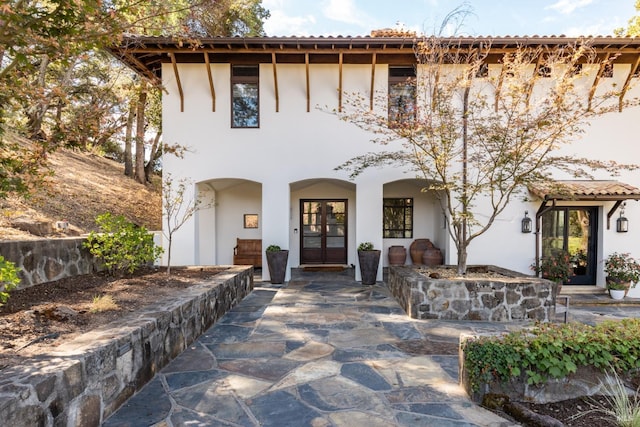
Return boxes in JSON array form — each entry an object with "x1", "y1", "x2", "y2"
[{"x1": 262, "y1": 0, "x2": 637, "y2": 38}]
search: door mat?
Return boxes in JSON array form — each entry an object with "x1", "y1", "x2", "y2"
[{"x1": 302, "y1": 266, "x2": 346, "y2": 272}]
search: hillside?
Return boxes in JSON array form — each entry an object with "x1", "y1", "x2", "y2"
[{"x1": 0, "y1": 134, "x2": 161, "y2": 240}]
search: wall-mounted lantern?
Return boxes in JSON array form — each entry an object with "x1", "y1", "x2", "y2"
[
  {"x1": 521, "y1": 211, "x2": 532, "y2": 233},
  {"x1": 617, "y1": 203, "x2": 629, "y2": 233}
]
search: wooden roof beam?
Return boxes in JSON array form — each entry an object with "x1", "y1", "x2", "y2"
[
  {"x1": 525, "y1": 54, "x2": 544, "y2": 107},
  {"x1": 204, "y1": 52, "x2": 216, "y2": 112},
  {"x1": 370, "y1": 52, "x2": 377, "y2": 111},
  {"x1": 305, "y1": 52, "x2": 310, "y2": 112},
  {"x1": 494, "y1": 62, "x2": 505, "y2": 112},
  {"x1": 619, "y1": 54, "x2": 640, "y2": 112},
  {"x1": 169, "y1": 52, "x2": 184, "y2": 112},
  {"x1": 272, "y1": 52, "x2": 279, "y2": 112},
  {"x1": 588, "y1": 52, "x2": 610, "y2": 110},
  {"x1": 338, "y1": 51, "x2": 343, "y2": 112},
  {"x1": 120, "y1": 52, "x2": 162, "y2": 87}
]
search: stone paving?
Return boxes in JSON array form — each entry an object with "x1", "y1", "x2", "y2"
[{"x1": 104, "y1": 278, "x2": 529, "y2": 427}]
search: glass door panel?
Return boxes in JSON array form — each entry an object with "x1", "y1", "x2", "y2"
[
  {"x1": 301, "y1": 200, "x2": 347, "y2": 264},
  {"x1": 541, "y1": 207, "x2": 597, "y2": 285}
]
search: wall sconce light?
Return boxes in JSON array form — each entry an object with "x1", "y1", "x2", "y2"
[
  {"x1": 616, "y1": 203, "x2": 629, "y2": 233},
  {"x1": 521, "y1": 211, "x2": 532, "y2": 233}
]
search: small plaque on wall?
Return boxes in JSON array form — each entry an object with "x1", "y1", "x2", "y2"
[{"x1": 244, "y1": 214, "x2": 258, "y2": 228}]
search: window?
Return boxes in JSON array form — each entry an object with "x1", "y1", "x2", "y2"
[
  {"x1": 231, "y1": 65, "x2": 259, "y2": 128},
  {"x1": 383, "y1": 198, "x2": 413, "y2": 238},
  {"x1": 388, "y1": 66, "x2": 416, "y2": 123}
]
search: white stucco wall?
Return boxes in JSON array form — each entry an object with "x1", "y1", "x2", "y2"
[{"x1": 161, "y1": 59, "x2": 640, "y2": 285}]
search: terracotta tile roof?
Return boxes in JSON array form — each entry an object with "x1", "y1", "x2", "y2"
[{"x1": 529, "y1": 180, "x2": 640, "y2": 201}]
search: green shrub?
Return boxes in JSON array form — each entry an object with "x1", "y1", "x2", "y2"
[
  {"x1": 0, "y1": 255, "x2": 20, "y2": 306},
  {"x1": 84, "y1": 213, "x2": 163, "y2": 275},
  {"x1": 358, "y1": 242, "x2": 374, "y2": 251},
  {"x1": 266, "y1": 245, "x2": 282, "y2": 252},
  {"x1": 463, "y1": 319, "x2": 640, "y2": 392}
]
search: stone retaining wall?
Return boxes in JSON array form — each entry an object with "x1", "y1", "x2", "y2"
[
  {"x1": 0, "y1": 238, "x2": 100, "y2": 289},
  {"x1": 0, "y1": 266, "x2": 253, "y2": 427},
  {"x1": 387, "y1": 266, "x2": 556, "y2": 321},
  {"x1": 459, "y1": 334, "x2": 617, "y2": 403}
]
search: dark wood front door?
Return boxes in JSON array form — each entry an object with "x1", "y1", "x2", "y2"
[
  {"x1": 301, "y1": 200, "x2": 347, "y2": 264},
  {"x1": 541, "y1": 207, "x2": 598, "y2": 285}
]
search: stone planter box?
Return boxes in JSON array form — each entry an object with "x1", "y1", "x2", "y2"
[
  {"x1": 0, "y1": 266, "x2": 253, "y2": 427},
  {"x1": 387, "y1": 266, "x2": 556, "y2": 322}
]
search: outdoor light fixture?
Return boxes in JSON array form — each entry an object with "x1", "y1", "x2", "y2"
[
  {"x1": 617, "y1": 203, "x2": 629, "y2": 233},
  {"x1": 521, "y1": 211, "x2": 532, "y2": 233}
]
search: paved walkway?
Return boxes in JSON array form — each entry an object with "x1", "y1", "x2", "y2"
[
  {"x1": 105, "y1": 277, "x2": 530, "y2": 426},
  {"x1": 103, "y1": 276, "x2": 640, "y2": 427}
]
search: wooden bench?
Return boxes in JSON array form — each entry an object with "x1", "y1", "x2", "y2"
[{"x1": 233, "y1": 238, "x2": 262, "y2": 268}]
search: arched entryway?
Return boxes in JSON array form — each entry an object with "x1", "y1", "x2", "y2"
[
  {"x1": 196, "y1": 178, "x2": 262, "y2": 266},
  {"x1": 290, "y1": 179, "x2": 356, "y2": 268}
]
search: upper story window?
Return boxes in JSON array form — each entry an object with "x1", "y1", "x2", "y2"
[
  {"x1": 383, "y1": 198, "x2": 413, "y2": 238},
  {"x1": 231, "y1": 65, "x2": 259, "y2": 128},
  {"x1": 388, "y1": 66, "x2": 416, "y2": 124}
]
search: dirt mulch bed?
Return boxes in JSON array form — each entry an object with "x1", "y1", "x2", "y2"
[
  {"x1": 484, "y1": 377, "x2": 640, "y2": 426},
  {"x1": 0, "y1": 267, "x2": 226, "y2": 370}
]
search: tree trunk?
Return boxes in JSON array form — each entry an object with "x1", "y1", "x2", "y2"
[
  {"x1": 144, "y1": 131, "x2": 161, "y2": 181},
  {"x1": 134, "y1": 85, "x2": 147, "y2": 184},
  {"x1": 166, "y1": 241, "x2": 172, "y2": 275},
  {"x1": 26, "y1": 54, "x2": 50, "y2": 140},
  {"x1": 456, "y1": 245, "x2": 467, "y2": 275},
  {"x1": 124, "y1": 99, "x2": 135, "y2": 176},
  {"x1": 27, "y1": 55, "x2": 77, "y2": 141},
  {"x1": 458, "y1": 85, "x2": 470, "y2": 275}
]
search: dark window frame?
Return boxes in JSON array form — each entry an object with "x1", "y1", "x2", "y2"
[
  {"x1": 231, "y1": 64, "x2": 260, "y2": 128},
  {"x1": 388, "y1": 66, "x2": 417, "y2": 124},
  {"x1": 383, "y1": 197, "x2": 414, "y2": 238}
]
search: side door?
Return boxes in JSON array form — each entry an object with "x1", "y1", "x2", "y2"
[{"x1": 541, "y1": 207, "x2": 598, "y2": 285}]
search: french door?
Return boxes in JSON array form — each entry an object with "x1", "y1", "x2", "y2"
[
  {"x1": 541, "y1": 207, "x2": 597, "y2": 285},
  {"x1": 300, "y1": 200, "x2": 347, "y2": 264}
]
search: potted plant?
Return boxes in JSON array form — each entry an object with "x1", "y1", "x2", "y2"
[
  {"x1": 604, "y1": 252, "x2": 640, "y2": 298},
  {"x1": 607, "y1": 280, "x2": 627, "y2": 300},
  {"x1": 357, "y1": 242, "x2": 381, "y2": 285},
  {"x1": 570, "y1": 249, "x2": 588, "y2": 275},
  {"x1": 531, "y1": 250, "x2": 573, "y2": 295},
  {"x1": 265, "y1": 244, "x2": 289, "y2": 284}
]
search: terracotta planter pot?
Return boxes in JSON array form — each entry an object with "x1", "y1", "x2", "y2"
[
  {"x1": 422, "y1": 247, "x2": 443, "y2": 266},
  {"x1": 388, "y1": 246, "x2": 407, "y2": 266},
  {"x1": 266, "y1": 250, "x2": 289, "y2": 284},
  {"x1": 358, "y1": 250, "x2": 381, "y2": 285},
  {"x1": 409, "y1": 239, "x2": 434, "y2": 264}
]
